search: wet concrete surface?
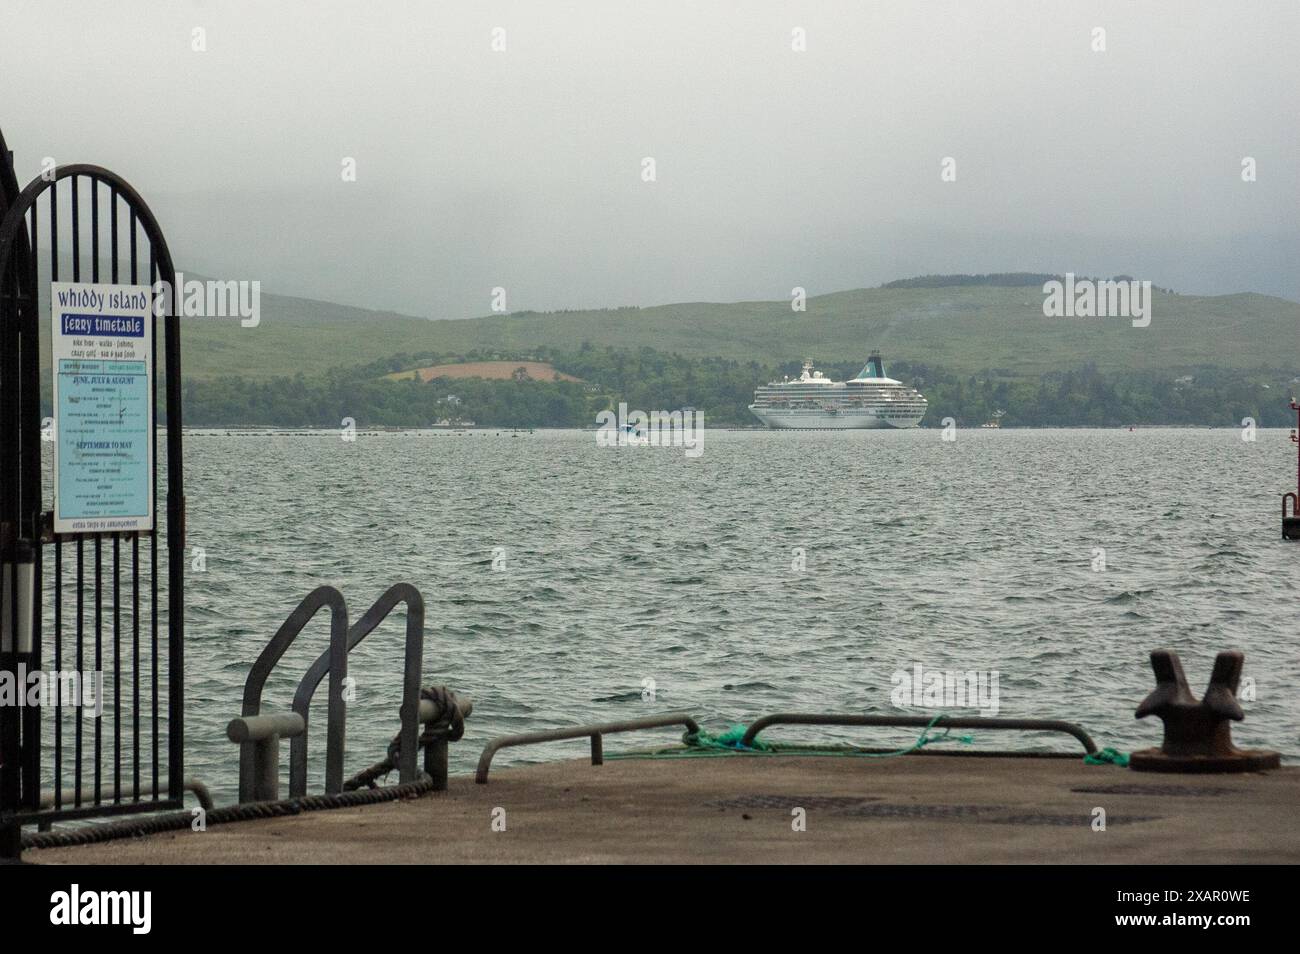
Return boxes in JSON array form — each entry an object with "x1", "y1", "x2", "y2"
[{"x1": 32, "y1": 755, "x2": 1300, "y2": 864}]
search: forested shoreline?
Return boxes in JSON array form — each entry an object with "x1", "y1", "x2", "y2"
[{"x1": 172, "y1": 345, "x2": 1300, "y2": 429}]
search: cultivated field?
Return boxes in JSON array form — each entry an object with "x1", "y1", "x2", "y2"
[{"x1": 386, "y1": 360, "x2": 584, "y2": 383}]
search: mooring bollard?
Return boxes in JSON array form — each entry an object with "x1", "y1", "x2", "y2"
[
  {"x1": 227, "y1": 712, "x2": 306, "y2": 802},
  {"x1": 1131, "y1": 649, "x2": 1280, "y2": 773},
  {"x1": 417, "y1": 689, "x2": 472, "y2": 792}
]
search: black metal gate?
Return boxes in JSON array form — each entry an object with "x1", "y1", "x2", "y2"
[{"x1": 0, "y1": 126, "x2": 184, "y2": 858}]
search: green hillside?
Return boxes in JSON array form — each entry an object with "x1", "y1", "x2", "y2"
[
  {"x1": 31, "y1": 275, "x2": 1300, "y2": 427},
  {"x1": 170, "y1": 284, "x2": 1299, "y2": 382}
]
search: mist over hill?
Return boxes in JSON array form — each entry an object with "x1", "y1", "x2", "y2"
[
  {"x1": 166, "y1": 277, "x2": 1299, "y2": 383},
  {"x1": 31, "y1": 267, "x2": 1299, "y2": 427}
]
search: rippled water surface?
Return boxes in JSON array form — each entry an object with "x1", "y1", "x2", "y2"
[{"x1": 40, "y1": 428, "x2": 1300, "y2": 805}]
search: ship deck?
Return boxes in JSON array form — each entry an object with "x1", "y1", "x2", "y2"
[{"x1": 31, "y1": 754, "x2": 1300, "y2": 865}]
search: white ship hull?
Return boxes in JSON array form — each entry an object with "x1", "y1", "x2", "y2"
[
  {"x1": 748, "y1": 354, "x2": 927, "y2": 430},
  {"x1": 749, "y1": 406, "x2": 923, "y2": 429}
]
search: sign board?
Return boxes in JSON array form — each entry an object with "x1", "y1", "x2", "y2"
[{"x1": 50, "y1": 283, "x2": 154, "y2": 534}]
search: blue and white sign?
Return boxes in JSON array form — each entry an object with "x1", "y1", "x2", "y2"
[{"x1": 51, "y1": 283, "x2": 154, "y2": 534}]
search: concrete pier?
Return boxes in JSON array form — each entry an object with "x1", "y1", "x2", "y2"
[{"x1": 32, "y1": 755, "x2": 1300, "y2": 864}]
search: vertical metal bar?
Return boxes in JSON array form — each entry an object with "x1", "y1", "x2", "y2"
[
  {"x1": 90, "y1": 174, "x2": 101, "y2": 805},
  {"x1": 110, "y1": 186, "x2": 118, "y2": 284},
  {"x1": 132, "y1": 536, "x2": 140, "y2": 797},
  {"x1": 130, "y1": 211, "x2": 140, "y2": 799},
  {"x1": 49, "y1": 178, "x2": 57, "y2": 281},
  {"x1": 0, "y1": 217, "x2": 15, "y2": 523},
  {"x1": 113, "y1": 533, "x2": 121, "y2": 801},
  {"x1": 397, "y1": 596, "x2": 424, "y2": 784},
  {"x1": 94, "y1": 536, "x2": 101, "y2": 804},
  {"x1": 164, "y1": 252, "x2": 185, "y2": 800},
  {"x1": 54, "y1": 540, "x2": 62, "y2": 810},
  {"x1": 65, "y1": 174, "x2": 77, "y2": 809},
  {"x1": 71, "y1": 174, "x2": 80, "y2": 282},
  {"x1": 150, "y1": 253, "x2": 159, "y2": 798},
  {"x1": 425, "y1": 736, "x2": 449, "y2": 792},
  {"x1": 0, "y1": 200, "x2": 19, "y2": 855},
  {"x1": 64, "y1": 183, "x2": 77, "y2": 821},
  {"x1": 109, "y1": 184, "x2": 121, "y2": 800},
  {"x1": 75, "y1": 539, "x2": 83, "y2": 806},
  {"x1": 0, "y1": 567, "x2": 17, "y2": 858},
  {"x1": 66, "y1": 179, "x2": 79, "y2": 820},
  {"x1": 19, "y1": 190, "x2": 46, "y2": 810},
  {"x1": 64, "y1": 174, "x2": 76, "y2": 816},
  {"x1": 21, "y1": 220, "x2": 38, "y2": 859}
]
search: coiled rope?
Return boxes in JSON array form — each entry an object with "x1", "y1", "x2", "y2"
[
  {"x1": 24, "y1": 685, "x2": 472, "y2": 851},
  {"x1": 344, "y1": 686, "x2": 470, "y2": 791},
  {"x1": 1083, "y1": 747, "x2": 1130, "y2": 766},
  {"x1": 21, "y1": 777, "x2": 435, "y2": 850}
]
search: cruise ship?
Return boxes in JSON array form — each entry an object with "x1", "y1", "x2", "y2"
[{"x1": 749, "y1": 353, "x2": 928, "y2": 429}]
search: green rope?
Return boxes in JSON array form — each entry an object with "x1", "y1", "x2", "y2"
[
  {"x1": 603, "y1": 715, "x2": 1128, "y2": 765},
  {"x1": 681, "y1": 723, "x2": 773, "y2": 752},
  {"x1": 826, "y1": 713, "x2": 976, "y2": 759},
  {"x1": 1084, "y1": 747, "x2": 1130, "y2": 767},
  {"x1": 607, "y1": 713, "x2": 975, "y2": 762}
]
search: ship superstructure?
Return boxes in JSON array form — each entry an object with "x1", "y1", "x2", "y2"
[{"x1": 748, "y1": 353, "x2": 927, "y2": 429}]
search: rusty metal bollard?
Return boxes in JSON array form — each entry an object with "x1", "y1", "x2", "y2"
[{"x1": 1131, "y1": 649, "x2": 1280, "y2": 773}]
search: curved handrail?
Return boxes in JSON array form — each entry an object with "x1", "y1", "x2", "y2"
[
  {"x1": 476, "y1": 713, "x2": 701, "y2": 783},
  {"x1": 240, "y1": 586, "x2": 348, "y2": 798},
  {"x1": 739, "y1": 713, "x2": 1098, "y2": 754},
  {"x1": 288, "y1": 583, "x2": 424, "y2": 796},
  {"x1": 0, "y1": 164, "x2": 177, "y2": 291}
]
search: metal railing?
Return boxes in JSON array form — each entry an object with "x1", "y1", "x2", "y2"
[
  {"x1": 236, "y1": 586, "x2": 349, "y2": 802},
  {"x1": 740, "y1": 713, "x2": 1098, "y2": 754},
  {"x1": 231, "y1": 583, "x2": 467, "y2": 804},
  {"x1": 38, "y1": 778, "x2": 213, "y2": 815},
  {"x1": 290, "y1": 583, "x2": 424, "y2": 797},
  {"x1": 476, "y1": 713, "x2": 700, "y2": 783}
]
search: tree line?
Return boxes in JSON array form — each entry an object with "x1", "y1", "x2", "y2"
[{"x1": 173, "y1": 344, "x2": 1298, "y2": 429}]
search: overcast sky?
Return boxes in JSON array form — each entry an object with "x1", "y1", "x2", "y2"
[{"x1": 5, "y1": 1, "x2": 1299, "y2": 315}]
